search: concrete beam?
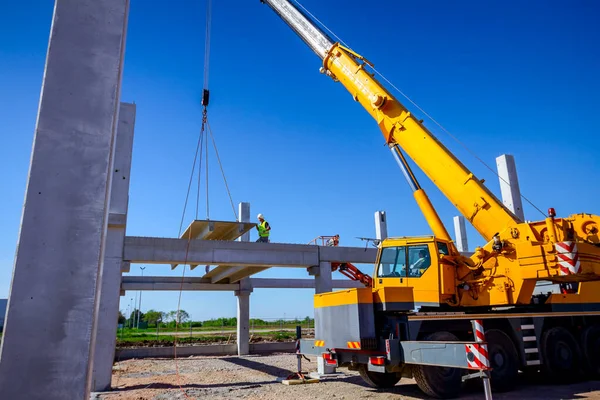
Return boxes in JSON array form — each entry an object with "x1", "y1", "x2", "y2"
[
  {"x1": 120, "y1": 276, "x2": 364, "y2": 290},
  {"x1": 453, "y1": 215, "x2": 469, "y2": 253},
  {"x1": 0, "y1": 1, "x2": 129, "y2": 399},
  {"x1": 115, "y1": 342, "x2": 296, "y2": 360},
  {"x1": 318, "y1": 245, "x2": 378, "y2": 264},
  {"x1": 251, "y1": 278, "x2": 363, "y2": 289},
  {"x1": 124, "y1": 237, "x2": 377, "y2": 266},
  {"x1": 121, "y1": 276, "x2": 239, "y2": 291},
  {"x1": 92, "y1": 102, "x2": 136, "y2": 392},
  {"x1": 496, "y1": 154, "x2": 525, "y2": 221}
]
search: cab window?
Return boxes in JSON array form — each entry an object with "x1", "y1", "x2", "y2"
[
  {"x1": 407, "y1": 245, "x2": 431, "y2": 277},
  {"x1": 437, "y1": 242, "x2": 450, "y2": 256},
  {"x1": 377, "y1": 246, "x2": 407, "y2": 278}
]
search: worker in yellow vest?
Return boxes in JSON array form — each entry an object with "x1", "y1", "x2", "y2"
[{"x1": 256, "y1": 213, "x2": 271, "y2": 243}]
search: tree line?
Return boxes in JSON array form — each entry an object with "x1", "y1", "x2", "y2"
[{"x1": 118, "y1": 309, "x2": 313, "y2": 328}]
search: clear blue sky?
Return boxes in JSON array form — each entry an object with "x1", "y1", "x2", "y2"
[{"x1": 1, "y1": 0, "x2": 599, "y2": 322}]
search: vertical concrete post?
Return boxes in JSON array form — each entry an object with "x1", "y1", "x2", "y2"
[
  {"x1": 0, "y1": 1, "x2": 129, "y2": 399},
  {"x1": 314, "y1": 261, "x2": 333, "y2": 294},
  {"x1": 496, "y1": 154, "x2": 525, "y2": 221},
  {"x1": 313, "y1": 261, "x2": 334, "y2": 375},
  {"x1": 453, "y1": 216, "x2": 469, "y2": 253},
  {"x1": 236, "y1": 202, "x2": 252, "y2": 356},
  {"x1": 239, "y1": 202, "x2": 251, "y2": 241},
  {"x1": 375, "y1": 211, "x2": 388, "y2": 241},
  {"x1": 91, "y1": 102, "x2": 136, "y2": 392}
]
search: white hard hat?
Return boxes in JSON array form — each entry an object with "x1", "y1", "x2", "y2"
[{"x1": 257, "y1": 213, "x2": 264, "y2": 219}]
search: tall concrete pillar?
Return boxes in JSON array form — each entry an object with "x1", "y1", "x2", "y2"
[
  {"x1": 92, "y1": 102, "x2": 136, "y2": 392},
  {"x1": 375, "y1": 211, "x2": 388, "y2": 241},
  {"x1": 496, "y1": 154, "x2": 525, "y2": 221},
  {"x1": 0, "y1": 1, "x2": 130, "y2": 399},
  {"x1": 236, "y1": 202, "x2": 252, "y2": 356},
  {"x1": 313, "y1": 261, "x2": 333, "y2": 294},
  {"x1": 313, "y1": 261, "x2": 334, "y2": 374},
  {"x1": 453, "y1": 216, "x2": 469, "y2": 253},
  {"x1": 239, "y1": 202, "x2": 251, "y2": 241}
]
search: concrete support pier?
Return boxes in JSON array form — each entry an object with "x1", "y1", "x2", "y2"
[
  {"x1": 236, "y1": 202, "x2": 252, "y2": 356},
  {"x1": 0, "y1": 1, "x2": 130, "y2": 398},
  {"x1": 92, "y1": 102, "x2": 137, "y2": 392},
  {"x1": 313, "y1": 261, "x2": 334, "y2": 374},
  {"x1": 496, "y1": 154, "x2": 525, "y2": 221},
  {"x1": 375, "y1": 211, "x2": 388, "y2": 241},
  {"x1": 453, "y1": 215, "x2": 469, "y2": 252}
]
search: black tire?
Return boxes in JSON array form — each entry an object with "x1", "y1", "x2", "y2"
[
  {"x1": 413, "y1": 331, "x2": 462, "y2": 399},
  {"x1": 485, "y1": 329, "x2": 519, "y2": 392},
  {"x1": 580, "y1": 324, "x2": 600, "y2": 379},
  {"x1": 357, "y1": 364, "x2": 401, "y2": 388},
  {"x1": 540, "y1": 326, "x2": 582, "y2": 383}
]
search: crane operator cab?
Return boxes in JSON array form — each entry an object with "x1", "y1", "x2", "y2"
[{"x1": 373, "y1": 236, "x2": 454, "y2": 310}]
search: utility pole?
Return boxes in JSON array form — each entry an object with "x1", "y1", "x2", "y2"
[
  {"x1": 133, "y1": 283, "x2": 138, "y2": 329},
  {"x1": 136, "y1": 266, "x2": 145, "y2": 329},
  {"x1": 129, "y1": 298, "x2": 133, "y2": 328}
]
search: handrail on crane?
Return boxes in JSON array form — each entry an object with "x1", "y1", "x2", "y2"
[{"x1": 308, "y1": 234, "x2": 373, "y2": 287}]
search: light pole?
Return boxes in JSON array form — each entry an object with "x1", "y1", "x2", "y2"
[
  {"x1": 129, "y1": 297, "x2": 133, "y2": 328},
  {"x1": 136, "y1": 266, "x2": 146, "y2": 329}
]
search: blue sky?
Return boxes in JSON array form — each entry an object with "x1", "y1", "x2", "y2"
[{"x1": 1, "y1": 0, "x2": 599, "y2": 321}]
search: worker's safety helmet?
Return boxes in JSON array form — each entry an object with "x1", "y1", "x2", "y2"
[{"x1": 257, "y1": 213, "x2": 264, "y2": 220}]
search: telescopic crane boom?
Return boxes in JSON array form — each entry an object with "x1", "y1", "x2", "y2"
[{"x1": 262, "y1": 0, "x2": 600, "y2": 308}]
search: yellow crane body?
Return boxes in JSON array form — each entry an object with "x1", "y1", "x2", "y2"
[{"x1": 262, "y1": 0, "x2": 600, "y2": 397}]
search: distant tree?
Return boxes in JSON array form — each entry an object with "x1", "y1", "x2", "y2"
[
  {"x1": 143, "y1": 310, "x2": 163, "y2": 326},
  {"x1": 176, "y1": 310, "x2": 190, "y2": 324},
  {"x1": 118, "y1": 311, "x2": 126, "y2": 325}
]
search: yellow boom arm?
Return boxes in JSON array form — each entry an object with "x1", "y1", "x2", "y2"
[{"x1": 261, "y1": 0, "x2": 518, "y2": 243}]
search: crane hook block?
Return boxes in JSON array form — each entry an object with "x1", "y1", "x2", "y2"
[{"x1": 202, "y1": 89, "x2": 210, "y2": 107}]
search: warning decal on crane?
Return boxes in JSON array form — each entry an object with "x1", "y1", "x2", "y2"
[
  {"x1": 465, "y1": 343, "x2": 490, "y2": 369},
  {"x1": 466, "y1": 319, "x2": 490, "y2": 370},
  {"x1": 555, "y1": 241, "x2": 581, "y2": 275}
]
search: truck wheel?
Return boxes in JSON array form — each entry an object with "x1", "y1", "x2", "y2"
[
  {"x1": 486, "y1": 329, "x2": 519, "y2": 392},
  {"x1": 357, "y1": 364, "x2": 400, "y2": 388},
  {"x1": 541, "y1": 326, "x2": 582, "y2": 383},
  {"x1": 413, "y1": 331, "x2": 462, "y2": 399},
  {"x1": 580, "y1": 325, "x2": 600, "y2": 378}
]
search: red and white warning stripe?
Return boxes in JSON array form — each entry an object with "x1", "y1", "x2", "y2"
[
  {"x1": 466, "y1": 343, "x2": 489, "y2": 369},
  {"x1": 473, "y1": 320, "x2": 485, "y2": 342},
  {"x1": 555, "y1": 241, "x2": 581, "y2": 276},
  {"x1": 466, "y1": 319, "x2": 490, "y2": 370}
]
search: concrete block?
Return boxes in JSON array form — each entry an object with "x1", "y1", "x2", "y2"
[
  {"x1": 0, "y1": 1, "x2": 129, "y2": 398},
  {"x1": 496, "y1": 154, "x2": 525, "y2": 221},
  {"x1": 92, "y1": 102, "x2": 136, "y2": 392}
]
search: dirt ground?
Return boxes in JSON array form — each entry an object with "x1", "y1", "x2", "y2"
[{"x1": 95, "y1": 353, "x2": 600, "y2": 400}]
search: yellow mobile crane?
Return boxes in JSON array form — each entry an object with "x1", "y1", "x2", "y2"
[{"x1": 262, "y1": 0, "x2": 600, "y2": 398}]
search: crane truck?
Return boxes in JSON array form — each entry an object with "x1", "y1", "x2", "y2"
[{"x1": 261, "y1": 0, "x2": 600, "y2": 398}]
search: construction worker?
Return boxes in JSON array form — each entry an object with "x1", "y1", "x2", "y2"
[
  {"x1": 326, "y1": 234, "x2": 340, "y2": 247},
  {"x1": 409, "y1": 249, "x2": 430, "y2": 277},
  {"x1": 256, "y1": 213, "x2": 271, "y2": 243}
]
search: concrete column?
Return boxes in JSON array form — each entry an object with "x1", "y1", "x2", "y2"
[
  {"x1": 0, "y1": 1, "x2": 129, "y2": 399},
  {"x1": 239, "y1": 202, "x2": 251, "y2": 242},
  {"x1": 314, "y1": 260, "x2": 335, "y2": 375},
  {"x1": 496, "y1": 154, "x2": 525, "y2": 221},
  {"x1": 92, "y1": 102, "x2": 136, "y2": 392},
  {"x1": 375, "y1": 211, "x2": 388, "y2": 241},
  {"x1": 313, "y1": 261, "x2": 333, "y2": 294},
  {"x1": 453, "y1": 216, "x2": 469, "y2": 253},
  {"x1": 236, "y1": 202, "x2": 252, "y2": 356}
]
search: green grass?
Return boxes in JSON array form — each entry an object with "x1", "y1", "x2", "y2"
[{"x1": 115, "y1": 329, "x2": 299, "y2": 347}]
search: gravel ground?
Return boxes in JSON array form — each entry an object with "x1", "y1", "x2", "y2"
[{"x1": 95, "y1": 353, "x2": 600, "y2": 400}]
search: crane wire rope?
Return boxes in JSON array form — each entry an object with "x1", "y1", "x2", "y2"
[
  {"x1": 172, "y1": 0, "x2": 238, "y2": 396},
  {"x1": 291, "y1": 0, "x2": 546, "y2": 219}
]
